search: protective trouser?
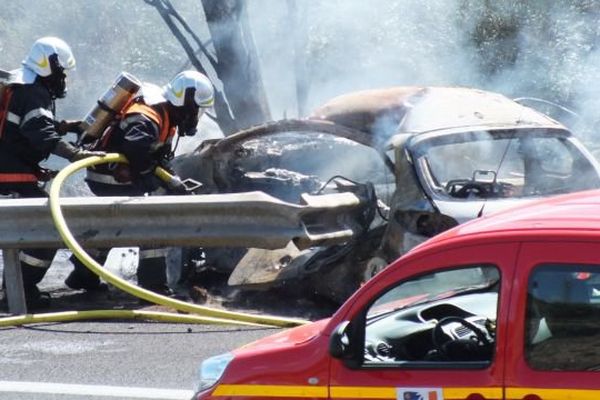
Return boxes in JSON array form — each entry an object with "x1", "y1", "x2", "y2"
[
  {"x1": 137, "y1": 247, "x2": 169, "y2": 290},
  {"x1": 67, "y1": 248, "x2": 109, "y2": 289},
  {"x1": 19, "y1": 249, "x2": 55, "y2": 289},
  {"x1": 82, "y1": 180, "x2": 170, "y2": 292},
  {"x1": 70, "y1": 246, "x2": 169, "y2": 291}
]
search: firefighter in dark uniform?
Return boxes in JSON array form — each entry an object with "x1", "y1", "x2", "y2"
[
  {"x1": 0, "y1": 37, "x2": 104, "y2": 309},
  {"x1": 66, "y1": 70, "x2": 214, "y2": 297}
]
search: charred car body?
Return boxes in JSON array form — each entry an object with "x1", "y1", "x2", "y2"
[{"x1": 174, "y1": 86, "x2": 600, "y2": 303}]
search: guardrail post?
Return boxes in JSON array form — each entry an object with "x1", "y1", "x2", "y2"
[{"x1": 2, "y1": 249, "x2": 27, "y2": 315}]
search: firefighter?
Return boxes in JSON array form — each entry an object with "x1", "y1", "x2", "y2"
[
  {"x1": 0, "y1": 37, "x2": 105, "y2": 309},
  {"x1": 66, "y1": 70, "x2": 214, "y2": 298}
]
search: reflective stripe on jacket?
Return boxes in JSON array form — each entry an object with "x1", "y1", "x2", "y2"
[
  {"x1": 0, "y1": 83, "x2": 62, "y2": 183},
  {"x1": 0, "y1": 172, "x2": 38, "y2": 183}
]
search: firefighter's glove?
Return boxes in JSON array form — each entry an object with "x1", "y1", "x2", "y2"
[
  {"x1": 37, "y1": 168, "x2": 58, "y2": 182},
  {"x1": 70, "y1": 149, "x2": 107, "y2": 162},
  {"x1": 137, "y1": 172, "x2": 162, "y2": 193},
  {"x1": 53, "y1": 141, "x2": 105, "y2": 162},
  {"x1": 56, "y1": 120, "x2": 84, "y2": 136}
]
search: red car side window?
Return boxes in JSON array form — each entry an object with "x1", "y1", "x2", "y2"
[
  {"x1": 525, "y1": 264, "x2": 600, "y2": 371},
  {"x1": 363, "y1": 265, "x2": 499, "y2": 366}
]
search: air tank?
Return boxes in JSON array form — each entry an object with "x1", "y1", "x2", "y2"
[{"x1": 80, "y1": 72, "x2": 141, "y2": 141}]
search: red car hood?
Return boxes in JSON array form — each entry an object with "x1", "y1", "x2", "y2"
[{"x1": 234, "y1": 318, "x2": 331, "y2": 355}]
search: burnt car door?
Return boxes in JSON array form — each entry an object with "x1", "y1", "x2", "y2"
[{"x1": 172, "y1": 119, "x2": 395, "y2": 301}]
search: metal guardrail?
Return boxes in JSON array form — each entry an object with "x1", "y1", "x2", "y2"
[{"x1": 1, "y1": 191, "x2": 363, "y2": 314}]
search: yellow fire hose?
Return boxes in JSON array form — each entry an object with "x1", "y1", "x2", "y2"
[
  {"x1": 0, "y1": 153, "x2": 309, "y2": 328},
  {"x1": 0, "y1": 310, "x2": 269, "y2": 327}
]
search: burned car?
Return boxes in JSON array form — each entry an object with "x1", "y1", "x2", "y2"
[{"x1": 173, "y1": 86, "x2": 600, "y2": 303}]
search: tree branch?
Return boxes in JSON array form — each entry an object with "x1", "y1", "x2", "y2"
[
  {"x1": 145, "y1": 0, "x2": 237, "y2": 134},
  {"x1": 160, "y1": 0, "x2": 219, "y2": 70}
]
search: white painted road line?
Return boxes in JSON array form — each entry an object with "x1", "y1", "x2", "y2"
[{"x1": 0, "y1": 381, "x2": 194, "y2": 399}]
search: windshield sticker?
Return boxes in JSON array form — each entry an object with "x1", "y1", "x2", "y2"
[{"x1": 397, "y1": 388, "x2": 443, "y2": 400}]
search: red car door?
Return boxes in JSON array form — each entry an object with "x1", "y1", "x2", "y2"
[
  {"x1": 329, "y1": 243, "x2": 518, "y2": 400},
  {"x1": 505, "y1": 241, "x2": 600, "y2": 399}
]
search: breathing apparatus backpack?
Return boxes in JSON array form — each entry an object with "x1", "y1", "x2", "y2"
[{"x1": 79, "y1": 71, "x2": 142, "y2": 145}]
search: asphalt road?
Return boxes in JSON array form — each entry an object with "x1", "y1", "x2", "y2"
[
  {"x1": 0, "y1": 249, "x2": 333, "y2": 399},
  {"x1": 0, "y1": 321, "x2": 281, "y2": 399}
]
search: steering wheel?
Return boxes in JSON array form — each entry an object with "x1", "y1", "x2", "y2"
[
  {"x1": 445, "y1": 180, "x2": 489, "y2": 198},
  {"x1": 432, "y1": 316, "x2": 490, "y2": 357}
]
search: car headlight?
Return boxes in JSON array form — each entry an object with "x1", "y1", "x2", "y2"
[{"x1": 196, "y1": 352, "x2": 234, "y2": 392}]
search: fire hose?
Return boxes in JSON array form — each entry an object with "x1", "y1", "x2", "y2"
[{"x1": 0, "y1": 153, "x2": 309, "y2": 328}]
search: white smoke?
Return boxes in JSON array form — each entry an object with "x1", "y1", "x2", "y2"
[
  {"x1": 248, "y1": 1, "x2": 600, "y2": 152},
  {"x1": 249, "y1": 0, "x2": 482, "y2": 117},
  {"x1": 3, "y1": 0, "x2": 600, "y2": 170}
]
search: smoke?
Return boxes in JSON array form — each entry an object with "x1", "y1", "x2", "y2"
[
  {"x1": 3, "y1": 0, "x2": 600, "y2": 180},
  {"x1": 247, "y1": 1, "x2": 600, "y2": 149},
  {"x1": 0, "y1": 0, "x2": 205, "y2": 178},
  {"x1": 3, "y1": 1, "x2": 600, "y2": 131},
  {"x1": 248, "y1": 0, "x2": 482, "y2": 117},
  {"x1": 12, "y1": 1, "x2": 203, "y2": 116}
]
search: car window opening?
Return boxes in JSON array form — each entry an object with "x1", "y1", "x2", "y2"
[
  {"x1": 526, "y1": 264, "x2": 600, "y2": 371},
  {"x1": 362, "y1": 265, "x2": 500, "y2": 368},
  {"x1": 414, "y1": 130, "x2": 600, "y2": 200}
]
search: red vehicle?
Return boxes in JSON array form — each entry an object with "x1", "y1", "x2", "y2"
[{"x1": 193, "y1": 189, "x2": 600, "y2": 400}]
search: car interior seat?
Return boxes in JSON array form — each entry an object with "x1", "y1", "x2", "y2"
[{"x1": 529, "y1": 270, "x2": 593, "y2": 339}]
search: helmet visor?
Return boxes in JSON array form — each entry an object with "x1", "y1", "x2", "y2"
[{"x1": 42, "y1": 53, "x2": 68, "y2": 98}]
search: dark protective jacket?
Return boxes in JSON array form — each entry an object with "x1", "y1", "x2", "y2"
[
  {"x1": 85, "y1": 99, "x2": 176, "y2": 194},
  {"x1": 74, "y1": 100, "x2": 178, "y2": 290},
  {"x1": 0, "y1": 83, "x2": 63, "y2": 182}
]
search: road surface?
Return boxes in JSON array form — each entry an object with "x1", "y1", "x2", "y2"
[
  {"x1": 0, "y1": 249, "x2": 333, "y2": 399},
  {"x1": 0, "y1": 321, "x2": 280, "y2": 399}
]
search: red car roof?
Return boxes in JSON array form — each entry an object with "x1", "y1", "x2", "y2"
[{"x1": 416, "y1": 189, "x2": 600, "y2": 250}]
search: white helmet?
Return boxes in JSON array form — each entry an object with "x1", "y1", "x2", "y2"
[
  {"x1": 22, "y1": 36, "x2": 76, "y2": 78},
  {"x1": 163, "y1": 70, "x2": 214, "y2": 108},
  {"x1": 22, "y1": 37, "x2": 75, "y2": 98}
]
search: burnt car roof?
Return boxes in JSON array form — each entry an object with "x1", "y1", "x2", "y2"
[{"x1": 310, "y1": 86, "x2": 566, "y2": 139}]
